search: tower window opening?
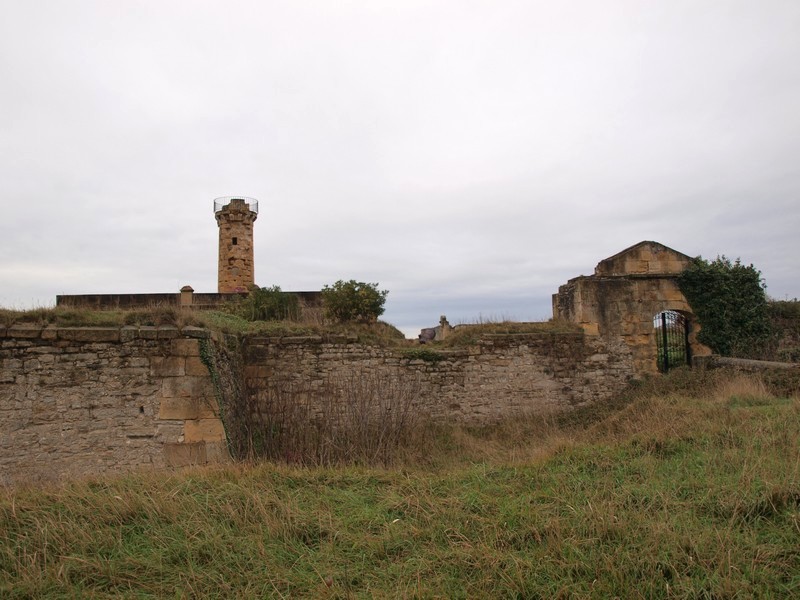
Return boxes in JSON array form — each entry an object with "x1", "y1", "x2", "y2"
[{"x1": 232, "y1": 237, "x2": 238, "y2": 246}]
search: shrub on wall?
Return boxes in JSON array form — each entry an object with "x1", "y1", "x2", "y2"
[
  {"x1": 238, "y1": 286, "x2": 301, "y2": 321},
  {"x1": 321, "y1": 280, "x2": 388, "y2": 323},
  {"x1": 678, "y1": 256, "x2": 772, "y2": 358}
]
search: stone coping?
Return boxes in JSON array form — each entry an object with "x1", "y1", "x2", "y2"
[
  {"x1": 2, "y1": 325, "x2": 587, "y2": 348},
  {"x1": 0, "y1": 325, "x2": 211, "y2": 342},
  {"x1": 244, "y1": 332, "x2": 585, "y2": 346},
  {"x1": 245, "y1": 334, "x2": 358, "y2": 345},
  {"x1": 564, "y1": 273, "x2": 682, "y2": 284}
]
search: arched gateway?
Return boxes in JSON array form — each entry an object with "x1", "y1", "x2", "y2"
[{"x1": 552, "y1": 241, "x2": 711, "y2": 375}]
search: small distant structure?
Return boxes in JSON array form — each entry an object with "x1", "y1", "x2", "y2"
[
  {"x1": 215, "y1": 197, "x2": 258, "y2": 293},
  {"x1": 419, "y1": 315, "x2": 452, "y2": 343}
]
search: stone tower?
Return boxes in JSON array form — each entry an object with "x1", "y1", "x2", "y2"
[{"x1": 214, "y1": 197, "x2": 258, "y2": 293}]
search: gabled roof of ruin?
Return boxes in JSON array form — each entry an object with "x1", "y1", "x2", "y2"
[
  {"x1": 594, "y1": 241, "x2": 694, "y2": 277},
  {"x1": 599, "y1": 240, "x2": 693, "y2": 264}
]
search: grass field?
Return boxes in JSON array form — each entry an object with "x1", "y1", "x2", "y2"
[{"x1": 1, "y1": 369, "x2": 798, "y2": 598}]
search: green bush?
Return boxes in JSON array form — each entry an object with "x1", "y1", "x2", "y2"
[
  {"x1": 678, "y1": 256, "x2": 772, "y2": 357},
  {"x1": 768, "y1": 298, "x2": 800, "y2": 320},
  {"x1": 237, "y1": 286, "x2": 301, "y2": 321},
  {"x1": 321, "y1": 280, "x2": 388, "y2": 323},
  {"x1": 768, "y1": 299, "x2": 800, "y2": 363}
]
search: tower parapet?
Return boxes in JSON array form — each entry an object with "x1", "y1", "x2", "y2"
[{"x1": 215, "y1": 197, "x2": 258, "y2": 293}]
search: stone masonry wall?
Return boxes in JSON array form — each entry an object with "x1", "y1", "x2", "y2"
[
  {"x1": 2, "y1": 326, "x2": 636, "y2": 484},
  {"x1": 0, "y1": 325, "x2": 228, "y2": 485},
  {"x1": 243, "y1": 332, "x2": 635, "y2": 424}
]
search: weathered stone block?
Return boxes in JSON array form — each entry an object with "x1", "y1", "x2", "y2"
[
  {"x1": 180, "y1": 327, "x2": 210, "y2": 339},
  {"x1": 159, "y1": 397, "x2": 199, "y2": 420},
  {"x1": 665, "y1": 261, "x2": 686, "y2": 274},
  {"x1": 27, "y1": 345, "x2": 58, "y2": 355},
  {"x1": 156, "y1": 421, "x2": 184, "y2": 441},
  {"x1": 588, "y1": 353, "x2": 609, "y2": 362},
  {"x1": 125, "y1": 357, "x2": 149, "y2": 368},
  {"x1": 124, "y1": 427, "x2": 156, "y2": 439},
  {"x1": 204, "y1": 441, "x2": 230, "y2": 463},
  {"x1": 23, "y1": 359, "x2": 41, "y2": 372},
  {"x1": 185, "y1": 356, "x2": 209, "y2": 376},
  {"x1": 172, "y1": 338, "x2": 200, "y2": 357},
  {"x1": 57, "y1": 328, "x2": 120, "y2": 342},
  {"x1": 164, "y1": 442, "x2": 206, "y2": 467},
  {"x1": 138, "y1": 327, "x2": 158, "y2": 340},
  {"x1": 184, "y1": 418, "x2": 226, "y2": 443},
  {"x1": 150, "y1": 356, "x2": 185, "y2": 377},
  {"x1": 282, "y1": 336, "x2": 323, "y2": 344},
  {"x1": 157, "y1": 326, "x2": 180, "y2": 340},
  {"x1": 120, "y1": 326, "x2": 139, "y2": 343},
  {"x1": 161, "y1": 376, "x2": 214, "y2": 399},
  {"x1": 7, "y1": 325, "x2": 42, "y2": 339},
  {"x1": 2, "y1": 358, "x2": 23, "y2": 370},
  {"x1": 197, "y1": 399, "x2": 219, "y2": 419}
]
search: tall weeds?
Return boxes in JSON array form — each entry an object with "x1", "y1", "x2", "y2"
[{"x1": 241, "y1": 371, "x2": 423, "y2": 466}]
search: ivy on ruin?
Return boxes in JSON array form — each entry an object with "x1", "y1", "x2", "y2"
[{"x1": 677, "y1": 256, "x2": 772, "y2": 358}]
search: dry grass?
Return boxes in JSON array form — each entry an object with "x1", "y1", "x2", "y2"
[
  {"x1": 1, "y1": 369, "x2": 799, "y2": 597},
  {"x1": 439, "y1": 318, "x2": 582, "y2": 347},
  {"x1": 0, "y1": 305, "x2": 204, "y2": 328},
  {"x1": 0, "y1": 305, "x2": 410, "y2": 346}
]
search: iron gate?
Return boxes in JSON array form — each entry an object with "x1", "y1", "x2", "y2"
[{"x1": 654, "y1": 310, "x2": 690, "y2": 372}]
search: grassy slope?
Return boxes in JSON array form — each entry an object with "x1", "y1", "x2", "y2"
[{"x1": 1, "y1": 373, "x2": 799, "y2": 598}]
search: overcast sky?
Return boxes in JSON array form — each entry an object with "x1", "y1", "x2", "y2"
[{"x1": 1, "y1": 1, "x2": 798, "y2": 337}]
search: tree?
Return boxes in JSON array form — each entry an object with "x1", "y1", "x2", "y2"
[
  {"x1": 677, "y1": 256, "x2": 771, "y2": 357},
  {"x1": 321, "y1": 280, "x2": 388, "y2": 323}
]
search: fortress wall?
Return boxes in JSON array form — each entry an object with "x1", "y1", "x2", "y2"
[
  {"x1": 2, "y1": 327, "x2": 636, "y2": 484},
  {"x1": 55, "y1": 291, "x2": 322, "y2": 310},
  {"x1": 0, "y1": 326, "x2": 227, "y2": 485},
  {"x1": 242, "y1": 332, "x2": 635, "y2": 424}
]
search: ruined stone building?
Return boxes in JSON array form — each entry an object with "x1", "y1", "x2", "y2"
[{"x1": 553, "y1": 241, "x2": 711, "y2": 374}]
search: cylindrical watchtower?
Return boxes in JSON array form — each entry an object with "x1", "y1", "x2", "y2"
[{"x1": 214, "y1": 196, "x2": 258, "y2": 293}]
